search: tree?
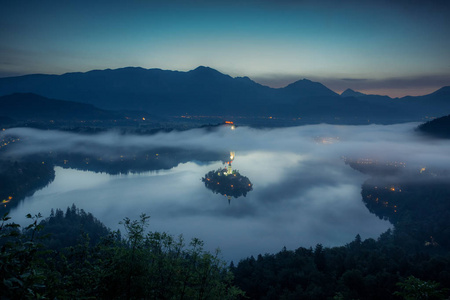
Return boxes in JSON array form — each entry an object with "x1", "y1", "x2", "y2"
[
  {"x1": 97, "y1": 213, "x2": 244, "y2": 299},
  {"x1": 394, "y1": 276, "x2": 448, "y2": 300},
  {"x1": 2, "y1": 209, "x2": 244, "y2": 299},
  {"x1": 0, "y1": 212, "x2": 47, "y2": 299},
  {"x1": 314, "y1": 243, "x2": 326, "y2": 272}
]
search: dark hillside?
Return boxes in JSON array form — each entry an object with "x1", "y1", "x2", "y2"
[
  {"x1": 1, "y1": 67, "x2": 449, "y2": 123},
  {"x1": 0, "y1": 93, "x2": 121, "y2": 121},
  {"x1": 417, "y1": 114, "x2": 450, "y2": 138}
]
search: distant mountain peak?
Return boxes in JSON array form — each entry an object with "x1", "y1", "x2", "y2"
[
  {"x1": 283, "y1": 79, "x2": 338, "y2": 97},
  {"x1": 191, "y1": 66, "x2": 221, "y2": 74},
  {"x1": 115, "y1": 66, "x2": 147, "y2": 72},
  {"x1": 235, "y1": 76, "x2": 255, "y2": 83},
  {"x1": 187, "y1": 66, "x2": 229, "y2": 80},
  {"x1": 1, "y1": 67, "x2": 450, "y2": 124},
  {"x1": 341, "y1": 88, "x2": 366, "y2": 97},
  {"x1": 287, "y1": 78, "x2": 313, "y2": 85},
  {"x1": 193, "y1": 65, "x2": 213, "y2": 71},
  {"x1": 287, "y1": 78, "x2": 331, "y2": 87},
  {"x1": 432, "y1": 86, "x2": 450, "y2": 94}
]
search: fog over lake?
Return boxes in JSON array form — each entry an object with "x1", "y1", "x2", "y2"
[{"x1": 7, "y1": 122, "x2": 449, "y2": 262}]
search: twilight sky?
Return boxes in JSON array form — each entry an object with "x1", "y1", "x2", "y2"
[{"x1": 1, "y1": 0, "x2": 450, "y2": 97}]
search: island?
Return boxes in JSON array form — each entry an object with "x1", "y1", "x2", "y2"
[{"x1": 202, "y1": 152, "x2": 253, "y2": 203}]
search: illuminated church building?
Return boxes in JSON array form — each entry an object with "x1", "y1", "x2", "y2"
[
  {"x1": 218, "y1": 152, "x2": 234, "y2": 176},
  {"x1": 226, "y1": 152, "x2": 235, "y2": 175},
  {"x1": 227, "y1": 162, "x2": 232, "y2": 175},
  {"x1": 202, "y1": 150, "x2": 252, "y2": 204}
]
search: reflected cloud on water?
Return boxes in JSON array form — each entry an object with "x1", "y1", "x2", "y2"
[{"x1": 6, "y1": 123, "x2": 447, "y2": 261}]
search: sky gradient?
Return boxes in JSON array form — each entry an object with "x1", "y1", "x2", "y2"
[{"x1": 1, "y1": 0, "x2": 450, "y2": 97}]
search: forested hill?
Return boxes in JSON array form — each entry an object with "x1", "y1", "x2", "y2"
[
  {"x1": 232, "y1": 231, "x2": 450, "y2": 300},
  {"x1": 3, "y1": 203, "x2": 450, "y2": 299},
  {"x1": 417, "y1": 114, "x2": 450, "y2": 138},
  {"x1": 0, "y1": 206, "x2": 243, "y2": 299}
]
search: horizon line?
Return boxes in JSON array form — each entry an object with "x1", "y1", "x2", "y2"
[{"x1": 0, "y1": 65, "x2": 447, "y2": 98}]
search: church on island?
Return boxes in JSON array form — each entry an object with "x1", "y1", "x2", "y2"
[{"x1": 202, "y1": 151, "x2": 253, "y2": 204}]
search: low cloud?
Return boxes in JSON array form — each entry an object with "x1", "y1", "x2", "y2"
[
  {"x1": 3, "y1": 123, "x2": 449, "y2": 170},
  {"x1": 4, "y1": 123, "x2": 450, "y2": 261}
]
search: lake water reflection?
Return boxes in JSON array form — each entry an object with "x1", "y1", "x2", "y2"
[{"x1": 8, "y1": 126, "x2": 394, "y2": 262}]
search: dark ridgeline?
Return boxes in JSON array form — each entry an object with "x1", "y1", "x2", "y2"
[
  {"x1": 0, "y1": 66, "x2": 449, "y2": 125},
  {"x1": 417, "y1": 113, "x2": 450, "y2": 138},
  {"x1": 340, "y1": 88, "x2": 367, "y2": 98}
]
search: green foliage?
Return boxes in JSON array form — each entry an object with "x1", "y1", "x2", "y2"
[
  {"x1": 0, "y1": 212, "x2": 47, "y2": 299},
  {"x1": 97, "y1": 213, "x2": 244, "y2": 299},
  {"x1": 394, "y1": 276, "x2": 447, "y2": 300},
  {"x1": 39, "y1": 204, "x2": 110, "y2": 249},
  {"x1": 232, "y1": 232, "x2": 450, "y2": 300},
  {"x1": 1, "y1": 208, "x2": 243, "y2": 299}
]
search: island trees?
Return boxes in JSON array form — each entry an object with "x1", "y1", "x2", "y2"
[{"x1": 202, "y1": 168, "x2": 253, "y2": 199}]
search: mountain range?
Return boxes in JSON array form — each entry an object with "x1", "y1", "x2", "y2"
[{"x1": 0, "y1": 66, "x2": 449, "y2": 125}]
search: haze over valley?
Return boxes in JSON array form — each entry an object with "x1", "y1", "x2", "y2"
[
  {"x1": 2, "y1": 121, "x2": 449, "y2": 262},
  {"x1": 2, "y1": 1, "x2": 450, "y2": 298}
]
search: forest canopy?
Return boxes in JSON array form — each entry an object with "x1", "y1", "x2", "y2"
[{"x1": 0, "y1": 206, "x2": 243, "y2": 299}]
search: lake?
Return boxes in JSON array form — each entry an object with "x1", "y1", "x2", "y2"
[{"x1": 9, "y1": 123, "x2": 440, "y2": 262}]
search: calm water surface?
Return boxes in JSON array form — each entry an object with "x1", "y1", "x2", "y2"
[{"x1": 10, "y1": 127, "x2": 392, "y2": 261}]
